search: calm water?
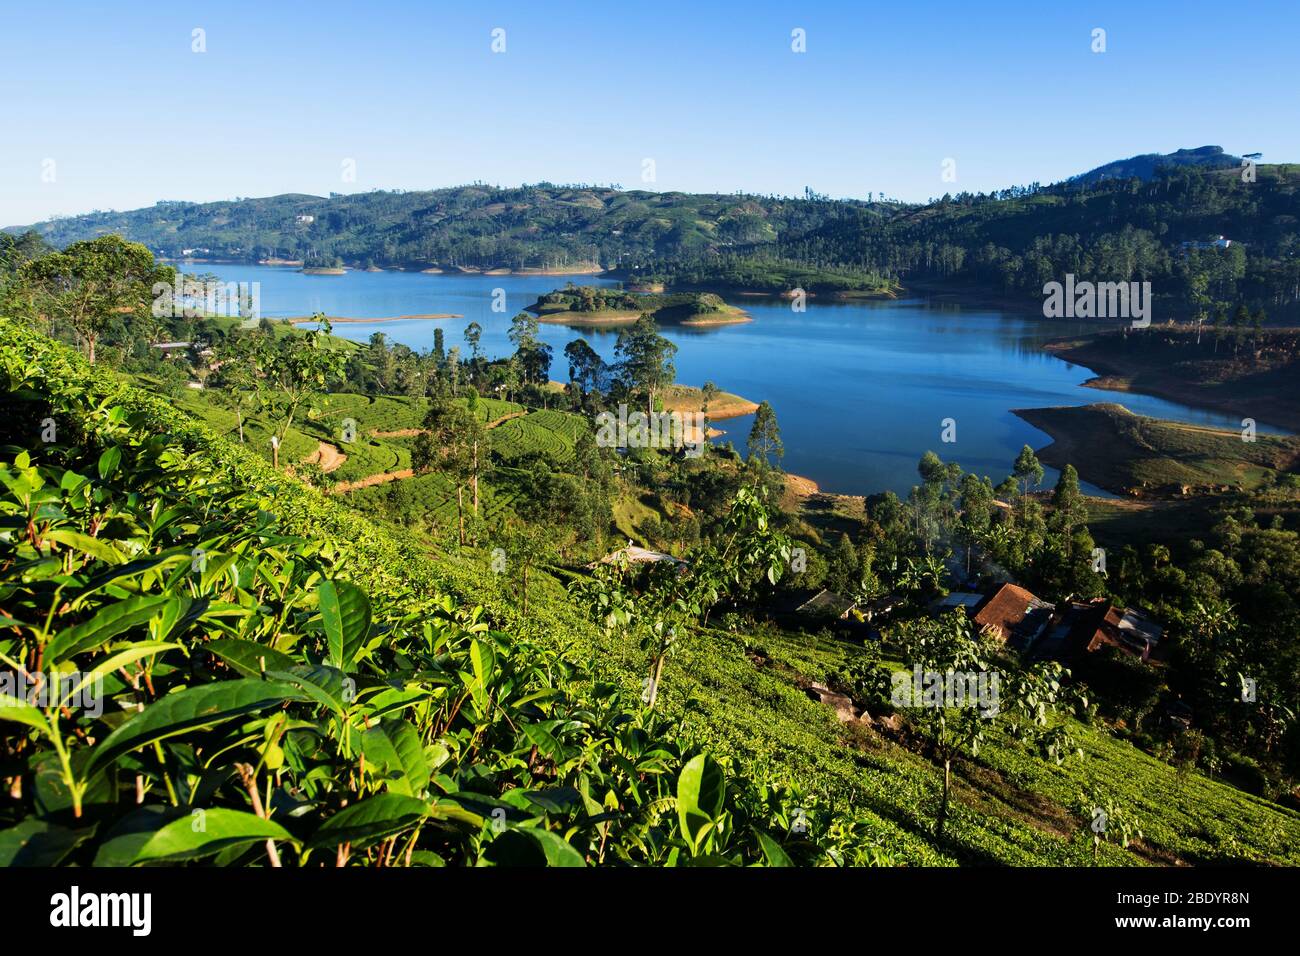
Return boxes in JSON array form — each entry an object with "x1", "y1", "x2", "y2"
[{"x1": 195, "y1": 264, "x2": 1281, "y2": 497}]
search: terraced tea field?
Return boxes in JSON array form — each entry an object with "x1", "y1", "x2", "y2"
[{"x1": 489, "y1": 409, "x2": 584, "y2": 463}]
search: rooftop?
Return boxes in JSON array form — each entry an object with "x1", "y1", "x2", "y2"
[
  {"x1": 590, "y1": 542, "x2": 686, "y2": 568},
  {"x1": 796, "y1": 589, "x2": 858, "y2": 619},
  {"x1": 972, "y1": 583, "x2": 1054, "y2": 649}
]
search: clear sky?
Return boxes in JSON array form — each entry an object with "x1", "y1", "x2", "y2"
[{"x1": 3, "y1": 0, "x2": 1296, "y2": 226}]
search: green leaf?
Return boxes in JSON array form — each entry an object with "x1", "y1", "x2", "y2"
[
  {"x1": 359, "y1": 720, "x2": 430, "y2": 796},
  {"x1": 87, "y1": 678, "x2": 305, "y2": 775},
  {"x1": 58, "y1": 641, "x2": 179, "y2": 708},
  {"x1": 522, "y1": 721, "x2": 568, "y2": 762},
  {"x1": 528, "y1": 828, "x2": 587, "y2": 867},
  {"x1": 676, "y1": 754, "x2": 726, "y2": 853},
  {"x1": 207, "y1": 639, "x2": 299, "y2": 679},
  {"x1": 266, "y1": 665, "x2": 350, "y2": 717},
  {"x1": 0, "y1": 819, "x2": 83, "y2": 866},
  {"x1": 469, "y1": 639, "x2": 496, "y2": 686},
  {"x1": 319, "y1": 580, "x2": 370, "y2": 671},
  {"x1": 75, "y1": 552, "x2": 188, "y2": 606},
  {"x1": 47, "y1": 594, "x2": 174, "y2": 663},
  {"x1": 0, "y1": 693, "x2": 53, "y2": 738},
  {"x1": 756, "y1": 830, "x2": 794, "y2": 867},
  {"x1": 97, "y1": 446, "x2": 122, "y2": 480},
  {"x1": 132, "y1": 808, "x2": 297, "y2": 864},
  {"x1": 481, "y1": 827, "x2": 586, "y2": 867},
  {"x1": 93, "y1": 806, "x2": 180, "y2": 867},
  {"x1": 45, "y1": 528, "x2": 124, "y2": 565},
  {"x1": 306, "y1": 794, "x2": 429, "y2": 852}
]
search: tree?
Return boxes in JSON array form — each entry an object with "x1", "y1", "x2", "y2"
[
  {"x1": 894, "y1": 613, "x2": 1075, "y2": 838},
  {"x1": 572, "y1": 487, "x2": 790, "y2": 710},
  {"x1": 14, "y1": 235, "x2": 173, "y2": 364},
  {"x1": 411, "y1": 399, "x2": 485, "y2": 545},
  {"x1": 1048, "y1": 463, "x2": 1087, "y2": 558},
  {"x1": 913, "y1": 451, "x2": 961, "y2": 552},
  {"x1": 508, "y1": 312, "x2": 551, "y2": 385},
  {"x1": 700, "y1": 380, "x2": 720, "y2": 434},
  {"x1": 210, "y1": 333, "x2": 263, "y2": 443},
  {"x1": 1075, "y1": 791, "x2": 1141, "y2": 865},
  {"x1": 446, "y1": 345, "x2": 462, "y2": 396},
  {"x1": 828, "y1": 532, "x2": 860, "y2": 593},
  {"x1": 892, "y1": 612, "x2": 991, "y2": 837},
  {"x1": 254, "y1": 315, "x2": 347, "y2": 464},
  {"x1": 463, "y1": 387, "x2": 491, "y2": 515},
  {"x1": 1012, "y1": 445, "x2": 1044, "y2": 505},
  {"x1": 563, "y1": 337, "x2": 607, "y2": 402},
  {"x1": 747, "y1": 400, "x2": 783, "y2": 468},
  {"x1": 463, "y1": 321, "x2": 483, "y2": 382},
  {"x1": 499, "y1": 520, "x2": 551, "y2": 615},
  {"x1": 957, "y1": 472, "x2": 995, "y2": 576},
  {"x1": 1232, "y1": 303, "x2": 1249, "y2": 356},
  {"x1": 614, "y1": 313, "x2": 677, "y2": 417}
]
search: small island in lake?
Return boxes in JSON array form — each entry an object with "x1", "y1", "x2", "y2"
[
  {"x1": 528, "y1": 284, "x2": 750, "y2": 327},
  {"x1": 301, "y1": 257, "x2": 347, "y2": 275}
]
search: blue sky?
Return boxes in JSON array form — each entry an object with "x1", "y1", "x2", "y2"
[{"x1": 3, "y1": 0, "x2": 1296, "y2": 225}]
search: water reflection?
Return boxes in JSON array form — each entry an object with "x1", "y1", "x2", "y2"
[{"x1": 197, "y1": 265, "x2": 1281, "y2": 498}]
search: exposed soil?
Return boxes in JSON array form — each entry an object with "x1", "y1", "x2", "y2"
[
  {"x1": 333, "y1": 468, "x2": 413, "y2": 494},
  {"x1": 303, "y1": 441, "x2": 347, "y2": 474}
]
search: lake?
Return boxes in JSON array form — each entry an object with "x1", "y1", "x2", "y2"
[{"x1": 191, "y1": 263, "x2": 1278, "y2": 498}]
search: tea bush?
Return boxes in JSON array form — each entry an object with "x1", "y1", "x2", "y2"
[{"x1": 0, "y1": 320, "x2": 859, "y2": 867}]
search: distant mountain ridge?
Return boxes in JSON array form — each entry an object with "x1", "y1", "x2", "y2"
[
  {"x1": 1, "y1": 148, "x2": 1265, "y2": 266},
  {"x1": 6, "y1": 148, "x2": 1298, "y2": 318},
  {"x1": 1068, "y1": 145, "x2": 1245, "y2": 186}
]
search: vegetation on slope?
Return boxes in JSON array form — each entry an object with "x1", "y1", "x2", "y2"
[
  {"x1": 530, "y1": 285, "x2": 750, "y2": 326},
  {"x1": 13, "y1": 158, "x2": 1299, "y2": 319},
  {"x1": 5, "y1": 231, "x2": 1300, "y2": 869},
  {"x1": 1046, "y1": 326, "x2": 1300, "y2": 432},
  {"x1": 0, "y1": 319, "x2": 865, "y2": 867},
  {"x1": 1015, "y1": 403, "x2": 1300, "y2": 496}
]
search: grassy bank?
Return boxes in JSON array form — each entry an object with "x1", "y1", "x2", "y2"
[
  {"x1": 1047, "y1": 328, "x2": 1300, "y2": 433},
  {"x1": 1014, "y1": 402, "x2": 1300, "y2": 496}
]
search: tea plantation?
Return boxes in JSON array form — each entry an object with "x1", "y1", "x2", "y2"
[{"x1": 3, "y1": 319, "x2": 1299, "y2": 866}]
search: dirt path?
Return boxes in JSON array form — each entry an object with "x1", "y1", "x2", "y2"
[
  {"x1": 333, "y1": 468, "x2": 413, "y2": 494},
  {"x1": 304, "y1": 441, "x2": 347, "y2": 474},
  {"x1": 368, "y1": 411, "x2": 526, "y2": 442},
  {"x1": 485, "y1": 410, "x2": 527, "y2": 429},
  {"x1": 781, "y1": 472, "x2": 868, "y2": 513},
  {"x1": 333, "y1": 411, "x2": 529, "y2": 494}
]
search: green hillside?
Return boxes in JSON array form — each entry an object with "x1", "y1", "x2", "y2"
[
  {"x1": 14, "y1": 157, "x2": 1299, "y2": 317},
  {"x1": 5, "y1": 318, "x2": 1300, "y2": 867},
  {"x1": 5, "y1": 185, "x2": 891, "y2": 279},
  {"x1": 1016, "y1": 403, "x2": 1300, "y2": 495}
]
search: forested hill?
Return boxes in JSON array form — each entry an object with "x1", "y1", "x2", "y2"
[
  {"x1": 10, "y1": 152, "x2": 1300, "y2": 316},
  {"x1": 762, "y1": 161, "x2": 1300, "y2": 318},
  {"x1": 1068, "y1": 145, "x2": 1243, "y2": 186},
  {"x1": 7, "y1": 184, "x2": 893, "y2": 277}
]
